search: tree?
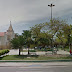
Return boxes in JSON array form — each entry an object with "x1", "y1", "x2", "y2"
[
  {"x1": 37, "y1": 32, "x2": 51, "y2": 47},
  {"x1": 11, "y1": 35, "x2": 24, "y2": 55},
  {"x1": 31, "y1": 23, "x2": 48, "y2": 47},
  {"x1": 31, "y1": 18, "x2": 71, "y2": 54},
  {"x1": 22, "y1": 30, "x2": 33, "y2": 55}
]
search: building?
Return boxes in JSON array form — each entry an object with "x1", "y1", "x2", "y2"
[{"x1": 0, "y1": 21, "x2": 15, "y2": 49}]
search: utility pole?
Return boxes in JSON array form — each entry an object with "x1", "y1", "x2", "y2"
[
  {"x1": 48, "y1": 4, "x2": 55, "y2": 21},
  {"x1": 48, "y1": 4, "x2": 55, "y2": 55}
]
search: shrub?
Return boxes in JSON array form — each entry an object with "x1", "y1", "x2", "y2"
[
  {"x1": 37, "y1": 48, "x2": 52, "y2": 51},
  {"x1": 29, "y1": 50, "x2": 36, "y2": 52},
  {"x1": 0, "y1": 49, "x2": 9, "y2": 56}
]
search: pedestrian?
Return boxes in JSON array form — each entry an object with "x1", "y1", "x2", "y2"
[{"x1": 70, "y1": 49, "x2": 72, "y2": 55}]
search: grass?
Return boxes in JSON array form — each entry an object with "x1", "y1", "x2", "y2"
[
  {"x1": 22, "y1": 50, "x2": 28, "y2": 52},
  {"x1": 0, "y1": 55, "x2": 72, "y2": 60}
]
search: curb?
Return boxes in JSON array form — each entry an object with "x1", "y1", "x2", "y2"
[{"x1": 0, "y1": 60, "x2": 72, "y2": 62}]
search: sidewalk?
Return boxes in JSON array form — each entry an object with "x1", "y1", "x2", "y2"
[
  {"x1": 57, "y1": 50, "x2": 70, "y2": 55},
  {"x1": 8, "y1": 49, "x2": 19, "y2": 55}
]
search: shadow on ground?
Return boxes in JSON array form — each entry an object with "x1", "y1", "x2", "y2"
[
  {"x1": 0, "y1": 57, "x2": 2, "y2": 60},
  {"x1": 14, "y1": 55, "x2": 39, "y2": 59},
  {"x1": 0, "y1": 55, "x2": 39, "y2": 60}
]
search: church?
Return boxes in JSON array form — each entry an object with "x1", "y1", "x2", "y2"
[{"x1": 0, "y1": 21, "x2": 15, "y2": 49}]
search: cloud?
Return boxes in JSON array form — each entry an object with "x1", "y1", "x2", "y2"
[{"x1": 0, "y1": 0, "x2": 71, "y2": 34}]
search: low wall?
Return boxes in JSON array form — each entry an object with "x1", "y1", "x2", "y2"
[{"x1": 0, "y1": 45, "x2": 11, "y2": 50}]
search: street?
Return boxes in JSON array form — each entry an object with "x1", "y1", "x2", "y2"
[
  {"x1": 0, "y1": 62, "x2": 72, "y2": 72},
  {"x1": 0, "y1": 67, "x2": 72, "y2": 72}
]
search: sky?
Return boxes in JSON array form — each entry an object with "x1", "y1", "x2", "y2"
[{"x1": 0, "y1": 0, "x2": 72, "y2": 34}]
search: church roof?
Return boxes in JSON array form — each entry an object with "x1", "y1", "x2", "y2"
[
  {"x1": 8, "y1": 21, "x2": 13, "y2": 31},
  {"x1": 0, "y1": 21, "x2": 14, "y2": 37},
  {"x1": 0, "y1": 32, "x2": 5, "y2": 36},
  {"x1": 8, "y1": 24, "x2": 13, "y2": 31}
]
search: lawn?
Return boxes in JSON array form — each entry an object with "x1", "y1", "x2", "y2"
[{"x1": 0, "y1": 55, "x2": 72, "y2": 60}]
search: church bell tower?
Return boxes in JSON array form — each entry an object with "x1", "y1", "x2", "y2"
[{"x1": 7, "y1": 21, "x2": 15, "y2": 41}]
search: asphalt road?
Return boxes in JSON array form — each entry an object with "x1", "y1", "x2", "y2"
[
  {"x1": 0, "y1": 65, "x2": 72, "y2": 72},
  {"x1": 0, "y1": 62, "x2": 72, "y2": 72}
]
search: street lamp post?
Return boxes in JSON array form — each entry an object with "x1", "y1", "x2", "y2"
[
  {"x1": 48, "y1": 4, "x2": 55, "y2": 55},
  {"x1": 48, "y1": 4, "x2": 55, "y2": 21}
]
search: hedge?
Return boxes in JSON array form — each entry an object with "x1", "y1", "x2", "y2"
[
  {"x1": 37, "y1": 48, "x2": 52, "y2": 51},
  {"x1": 29, "y1": 50, "x2": 36, "y2": 52},
  {"x1": 0, "y1": 49, "x2": 9, "y2": 56}
]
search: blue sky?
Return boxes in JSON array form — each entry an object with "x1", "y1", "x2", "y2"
[{"x1": 0, "y1": 0, "x2": 72, "y2": 34}]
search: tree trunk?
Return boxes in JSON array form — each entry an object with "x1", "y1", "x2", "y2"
[
  {"x1": 19, "y1": 48, "x2": 21, "y2": 55},
  {"x1": 28, "y1": 47, "x2": 29, "y2": 55}
]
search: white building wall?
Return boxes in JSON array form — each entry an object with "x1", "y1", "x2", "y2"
[{"x1": 0, "y1": 33, "x2": 8, "y2": 46}]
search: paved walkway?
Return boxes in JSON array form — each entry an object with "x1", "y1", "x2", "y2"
[
  {"x1": 8, "y1": 49, "x2": 19, "y2": 55},
  {"x1": 57, "y1": 50, "x2": 70, "y2": 55},
  {"x1": 8, "y1": 49, "x2": 70, "y2": 55}
]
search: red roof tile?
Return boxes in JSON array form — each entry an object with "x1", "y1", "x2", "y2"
[{"x1": 0, "y1": 32, "x2": 5, "y2": 36}]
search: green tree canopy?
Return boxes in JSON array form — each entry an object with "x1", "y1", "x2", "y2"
[
  {"x1": 11, "y1": 35, "x2": 25, "y2": 55},
  {"x1": 22, "y1": 30, "x2": 33, "y2": 55}
]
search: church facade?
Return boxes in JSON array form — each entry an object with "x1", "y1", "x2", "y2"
[{"x1": 0, "y1": 22, "x2": 15, "y2": 49}]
